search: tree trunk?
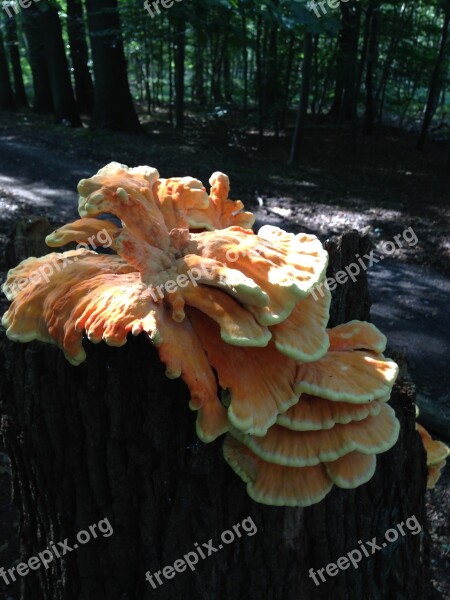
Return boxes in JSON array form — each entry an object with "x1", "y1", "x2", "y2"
[
  {"x1": 288, "y1": 32, "x2": 313, "y2": 166},
  {"x1": 417, "y1": 0, "x2": 450, "y2": 150},
  {"x1": 0, "y1": 28, "x2": 15, "y2": 110},
  {"x1": 255, "y1": 14, "x2": 263, "y2": 144},
  {"x1": 173, "y1": 18, "x2": 185, "y2": 130},
  {"x1": 239, "y1": 2, "x2": 248, "y2": 115},
  {"x1": 263, "y1": 10, "x2": 279, "y2": 134},
  {"x1": 21, "y1": 9, "x2": 54, "y2": 113},
  {"x1": 192, "y1": 29, "x2": 206, "y2": 107},
  {"x1": 85, "y1": 0, "x2": 141, "y2": 132},
  {"x1": 364, "y1": 4, "x2": 378, "y2": 135},
  {"x1": 329, "y1": 2, "x2": 361, "y2": 123},
  {"x1": 168, "y1": 24, "x2": 173, "y2": 126},
  {"x1": 280, "y1": 32, "x2": 295, "y2": 129},
  {"x1": 39, "y1": 1, "x2": 81, "y2": 126},
  {"x1": 0, "y1": 223, "x2": 429, "y2": 600},
  {"x1": 4, "y1": 15, "x2": 28, "y2": 108},
  {"x1": 223, "y1": 50, "x2": 233, "y2": 103},
  {"x1": 67, "y1": 0, "x2": 94, "y2": 114},
  {"x1": 375, "y1": 3, "x2": 410, "y2": 124},
  {"x1": 342, "y1": 4, "x2": 361, "y2": 123},
  {"x1": 210, "y1": 31, "x2": 224, "y2": 104}
]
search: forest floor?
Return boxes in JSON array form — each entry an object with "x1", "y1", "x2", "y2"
[{"x1": 0, "y1": 109, "x2": 448, "y2": 599}]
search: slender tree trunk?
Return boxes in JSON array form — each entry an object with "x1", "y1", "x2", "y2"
[
  {"x1": 223, "y1": 50, "x2": 233, "y2": 103},
  {"x1": 364, "y1": 1, "x2": 378, "y2": 135},
  {"x1": 239, "y1": 4, "x2": 248, "y2": 115},
  {"x1": 168, "y1": 24, "x2": 173, "y2": 126},
  {"x1": 39, "y1": 2, "x2": 81, "y2": 126},
  {"x1": 0, "y1": 28, "x2": 15, "y2": 110},
  {"x1": 211, "y1": 33, "x2": 225, "y2": 104},
  {"x1": 330, "y1": 2, "x2": 361, "y2": 123},
  {"x1": 21, "y1": 9, "x2": 54, "y2": 114},
  {"x1": 0, "y1": 226, "x2": 429, "y2": 600},
  {"x1": 173, "y1": 18, "x2": 185, "y2": 130},
  {"x1": 417, "y1": 0, "x2": 450, "y2": 149},
  {"x1": 193, "y1": 30, "x2": 206, "y2": 106},
  {"x1": 144, "y1": 47, "x2": 152, "y2": 115},
  {"x1": 349, "y1": 0, "x2": 372, "y2": 153},
  {"x1": 280, "y1": 32, "x2": 295, "y2": 130},
  {"x1": 4, "y1": 15, "x2": 28, "y2": 108},
  {"x1": 288, "y1": 32, "x2": 313, "y2": 166},
  {"x1": 318, "y1": 40, "x2": 338, "y2": 114},
  {"x1": 343, "y1": 3, "x2": 361, "y2": 121},
  {"x1": 67, "y1": 0, "x2": 94, "y2": 114},
  {"x1": 263, "y1": 11, "x2": 279, "y2": 134},
  {"x1": 85, "y1": 0, "x2": 141, "y2": 132},
  {"x1": 255, "y1": 14, "x2": 263, "y2": 144},
  {"x1": 375, "y1": 4, "x2": 410, "y2": 123},
  {"x1": 310, "y1": 34, "x2": 320, "y2": 115}
]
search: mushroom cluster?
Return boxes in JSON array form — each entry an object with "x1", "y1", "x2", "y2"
[{"x1": 2, "y1": 162, "x2": 402, "y2": 506}]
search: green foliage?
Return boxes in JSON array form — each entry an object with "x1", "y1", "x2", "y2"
[{"x1": 3, "y1": 0, "x2": 449, "y2": 133}]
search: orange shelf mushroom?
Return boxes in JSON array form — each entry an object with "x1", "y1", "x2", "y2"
[
  {"x1": 1, "y1": 162, "x2": 401, "y2": 506},
  {"x1": 416, "y1": 424, "x2": 449, "y2": 489}
]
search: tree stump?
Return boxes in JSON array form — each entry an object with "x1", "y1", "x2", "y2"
[{"x1": 0, "y1": 227, "x2": 429, "y2": 600}]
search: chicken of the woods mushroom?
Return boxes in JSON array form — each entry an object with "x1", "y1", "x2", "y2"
[{"x1": 1, "y1": 161, "x2": 427, "y2": 506}]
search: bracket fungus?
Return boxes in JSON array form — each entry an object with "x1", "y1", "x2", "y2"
[
  {"x1": 416, "y1": 424, "x2": 449, "y2": 489},
  {"x1": 2, "y1": 162, "x2": 403, "y2": 506}
]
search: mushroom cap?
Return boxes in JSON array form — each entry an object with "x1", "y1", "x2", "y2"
[
  {"x1": 324, "y1": 452, "x2": 377, "y2": 489},
  {"x1": 78, "y1": 162, "x2": 169, "y2": 250},
  {"x1": 153, "y1": 176, "x2": 210, "y2": 231},
  {"x1": 270, "y1": 286, "x2": 331, "y2": 362},
  {"x1": 427, "y1": 460, "x2": 447, "y2": 489},
  {"x1": 189, "y1": 225, "x2": 328, "y2": 325},
  {"x1": 231, "y1": 403, "x2": 400, "y2": 467},
  {"x1": 416, "y1": 423, "x2": 449, "y2": 489},
  {"x1": 416, "y1": 424, "x2": 450, "y2": 465},
  {"x1": 328, "y1": 320, "x2": 387, "y2": 353},
  {"x1": 223, "y1": 434, "x2": 333, "y2": 507},
  {"x1": 189, "y1": 309, "x2": 298, "y2": 436},
  {"x1": 45, "y1": 218, "x2": 120, "y2": 249},
  {"x1": 295, "y1": 350, "x2": 399, "y2": 403},
  {"x1": 187, "y1": 172, "x2": 255, "y2": 231},
  {"x1": 277, "y1": 394, "x2": 382, "y2": 431}
]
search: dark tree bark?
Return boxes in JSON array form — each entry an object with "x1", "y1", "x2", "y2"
[
  {"x1": 21, "y1": 9, "x2": 54, "y2": 114},
  {"x1": 168, "y1": 23, "x2": 174, "y2": 126},
  {"x1": 364, "y1": 3, "x2": 378, "y2": 135},
  {"x1": 173, "y1": 18, "x2": 185, "y2": 130},
  {"x1": 329, "y1": 2, "x2": 361, "y2": 123},
  {"x1": 288, "y1": 32, "x2": 313, "y2": 166},
  {"x1": 67, "y1": 0, "x2": 94, "y2": 114},
  {"x1": 0, "y1": 223, "x2": 429, "y2": 600},
  {"x1": 85, "y1": 0, "x2": 141, "y2": 132},
  {"x1": 280, "y1": 31, "x2": 295, "y2": 129},
  {"x1": 255, "y1": 13, "x2": 263, "y2": 143},
  {"x1": 192, "y1": 28, "x2": 206, "y2": 107},
  {"x1": 223, "y1": 50, "x2": 233, "y2": 103},
  {"x1": 263, "y1": 6, "x2": 279, "y2": 134},
  {"x1": 238, "y1": 0, "x2": 248, "y2": 114},
  {"x1": 417, "y1": 0, "x2": 450, "y2": 150},
  {"x1": 0, "y1": 28, "x2": 15, "y2": 110},
  {"x1": 4, "y1": 15, "x2": 28, "y2": 108},
  {"x1": 39, "y1": 2, "x2": 81, "y2": 126},
  {"x1": 210, "y1": 30, "x2": 225, "y2": 104}
]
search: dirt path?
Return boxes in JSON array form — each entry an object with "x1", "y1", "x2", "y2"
[{"x1": 0, "y1": 133, "x2": 91, "y2": 218}]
